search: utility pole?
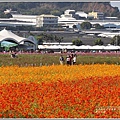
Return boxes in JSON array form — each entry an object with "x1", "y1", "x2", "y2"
[{"x1": 116, "y1": 36, "x2": 118, "y2": 46}]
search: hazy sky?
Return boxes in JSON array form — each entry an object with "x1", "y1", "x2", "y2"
[{"x1": 110, "y1": 1, "x2": 120, "y2": 11}]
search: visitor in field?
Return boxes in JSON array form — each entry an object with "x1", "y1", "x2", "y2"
[
  {"x1": 70, "y1": 54, "x2": 73, "y2": 65},
  {"x1": 73, "y1": 54, "x2": 77, "y2": 65},
  {"x1": 14, "y1": 52, "x2": 18, "y2": 58},
  {"x1": 11, "y1": 52, "x2": 18, "y2": 58},
  {"x1": 59, "y1": 55, "x2": 64, "y2": 65},
  {"x1": 66, "y1": 55, "x2": 70, "y2": 65},
  {"x1": 11, "y1": 53, "x2": 15, "y2": 58}
]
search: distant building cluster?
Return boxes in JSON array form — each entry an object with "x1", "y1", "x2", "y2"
[
  {"x1": 1, "y1": 9, "x2": 120, "y2": 53},
  {"x1": 60, "y1": 9, "x2": 105, "y2": 20},
  {"x1": 0, "y1": 9, "x2": 120, "y2": 29}
]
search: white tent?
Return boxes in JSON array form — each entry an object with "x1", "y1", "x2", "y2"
[
  {"x1": 0, "y1": 28, "x2": 36, "y2": 44},
  {"x1": 60, "y1": 45, "x2": 76, "y2": 49},
  {"x1": 38, "y1": 45, "x2": 120, "y2": 51},
  {"x1": 104, "y1": 45, "x2": 119, "y2": 50},
  {"x1": 75, "y1": 45, "x2": 91, "y2": 50},
  {"x1": 90, "y1": 45, "x2": 105, "y2": 50},
  {"x1": 38, "y1": 45, "x2": 47, "y2": 49}
]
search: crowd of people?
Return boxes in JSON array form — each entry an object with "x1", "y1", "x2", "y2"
[
  {"x1": 9, "y1": 50, "x2": 77, "y2": 65},
  {"x1": 59, "y1": 54, "x2": 77, "y2": 65}
]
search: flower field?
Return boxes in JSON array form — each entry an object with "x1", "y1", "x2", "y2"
[{"x1": 0, "y1": 64, "x2": 120, "y2": 118}]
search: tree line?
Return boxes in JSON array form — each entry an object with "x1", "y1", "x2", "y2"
[
  {"x1": 36, "y1": 33, "x2": 63, "y2": 44},
  {"x1": 72, "y1": 36, "x2": 120, "y2": 46},
  {"x1": 33, "y1": 32, "x2": 120, "y2": 46}
]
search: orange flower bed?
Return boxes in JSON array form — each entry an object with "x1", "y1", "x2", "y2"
[{"x1": 0, "y1": 65, "x2": 120, "y2": 118}]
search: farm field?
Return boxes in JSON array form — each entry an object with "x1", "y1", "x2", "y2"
[
  {"x1": 0, "y1": 52, "x2": 120, "y2": 66},
  {"x1": 0, "y1": 53, "x2": 120, "y2": 118}
]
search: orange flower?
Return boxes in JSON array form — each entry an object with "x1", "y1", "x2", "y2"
[{"x1": 0, "y1": 64, "x2": 120, "y2": 118}]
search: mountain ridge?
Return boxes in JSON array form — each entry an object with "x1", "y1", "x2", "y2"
[{"x1": 0, "y1": 2, "x2": 119, "y2": 18}]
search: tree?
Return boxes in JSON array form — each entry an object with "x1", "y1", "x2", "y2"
[
  {"x1": 72, "y1": 38, "x2": 83, "y2": 46},
  {"x1": 93, "y1": 24, "x2": 104, "y2": 29},
  {"x1": 110, "y1": 35, "x2": 120, "y2": 45},
  {"x1": 50, "y1": 10, "x2": 61, "y2": 16},
  {"x1": 41, "y1": 33, "x2": 50, "y2": 43},
  {"x1": 94, "y1": 38, "x2": 104, "y2": 45},
  {"x1": 54, "y1": 35, "x2": 63, "y2": 44},
  {"x1": 48, "y1": 34, "x2": 55, "y2": 43},
  {"x1": 81, "y1": 22, "x2": 92, "y2": 30},
  {"x1": 36, "y1": 36, "x2": 43, "y2": 45}
]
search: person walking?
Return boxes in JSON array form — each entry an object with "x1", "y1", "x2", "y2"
[
  {"x1": 59, "y1": 55, "x2": 64, "y2": 65},
  {"x1": 66, "y1": 55, "x2": 70, "y2": 65},
  {"x1": 69, "y1": 54, "x2": 73, "y2": 65},
  {"x1": 73, "y1": 54, "x2": 77, "y2": 65}
]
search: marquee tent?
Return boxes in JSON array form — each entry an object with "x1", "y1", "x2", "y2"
[
  {"x1": 103, "y1": 45, "x2": 119, "y2": 50},
  {"x1": 1, "y1": 41, "x2": 18, "y2": 48},
  {"x1": 90, "y1": 45, "x2": 105, "y2": 50},
  {"x1": 38, "y1": 45, "x2": 120, "y2": 51},
  {"x1": 0, "y1": 28, "x2": 36, "y2": 45},
  {"x1": 75, "y1": 45, "x2": 91, "y2": 50}
]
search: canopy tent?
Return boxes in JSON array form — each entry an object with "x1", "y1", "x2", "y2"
[
  {"x1": 38, "y1": 45, "x2": 120, "y2": 51},
  {"x1": 38, "y1": 45, "x2": 76, "y2": 50},
  {"x1": 1, "y1": 41, "x2": 18, "y2": 48},
  {"x1": 103, "y1": 45, "x2": 119, "y2": 50},
  {"x1": 0, "y1": 41, "x2": 18, "y2": 51},
  {"x1": 38, "y1": 45, "x2": 48, "y2": 49},
  {"x1": 90, "y1": 45, "x2": 105, "y2": 50},
  {"x1": 0, "y1": 28, "x2": 36, "y2": 44},
  {"x1": 75, "y1": 45, "x2": 91, "y2": 50},
  {"x1": 62, "y1": 45, "x2": 76, "y2": 49}
]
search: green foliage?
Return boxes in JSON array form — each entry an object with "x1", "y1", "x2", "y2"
[
  {"x1": 41, "y1": 33, "x2": 54, "y2": 43},
  {"x1": 36, "y1": 36, "x2": 43, "y2": 45},
  {"x1": 94, "y1": 38, "x2": 104, "y2": 45},
  {"x1": 72, "y1": 38, "x2": 83, "y2": 46},
  {"x1": 110, "y1": 35, "x2": 120, "y2": 45},
  {"x1": 0, "y1": 54, "x2": 120, "y2": 66},
  {"x1": 110, "y1": 38, "x2": 115, "y2": 45},
  {"x1": 93, "y1": 24, "x2": 104, "y2": 29},
  {"x1": 0, "y1": 2, "x2": 119, "y2": 18},
  {"x1": 54, "y1": 35, "x2": 63, "y2": 44},
  {"x1": 48, "y1": 34, "x2": 55, "y2": 42},
  {"x1": 35, "y1": 33, "x2": 63, "y2": 44},
  {"x1": 50, "y1": 10, "x2": 62, "y2": 16},
  {"x1": 81, "y1": 22, "x2": 92, "y2": 29}
]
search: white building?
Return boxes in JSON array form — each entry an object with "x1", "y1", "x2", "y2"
[
  {"x1": 60, "y1": 9, "x2": 75, "y2": 18},
  {"x1": 0, "y1": 18, "x2": 36, "y2": 27},
  {"x1": 12, "y1": 14, "x2": 37, "y2": 23},
  {"x1": 75, "y1": 11, "x2": 88, "y2": 18},
  {"x1": 58, "y1": 9, "x2": 84, "y2": 28},
  {"x1": 36, "y1": 14, "x2": 58, "y2": 28},
  {"x1": 64, "y1": 9, "x2": 75, "y2": 15}
]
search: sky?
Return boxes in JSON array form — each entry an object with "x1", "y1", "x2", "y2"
[{"x1": 110, "y1": 1, "x2": 120, "y2": 11}]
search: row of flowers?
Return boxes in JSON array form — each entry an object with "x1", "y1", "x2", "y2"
[{"x1": 0, "y1": 64, "x2": 120, "y2": 118}]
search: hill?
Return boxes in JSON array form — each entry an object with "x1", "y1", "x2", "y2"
[{"x1": 0, "y1": 2, "x2": 120, "y2": 18}]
